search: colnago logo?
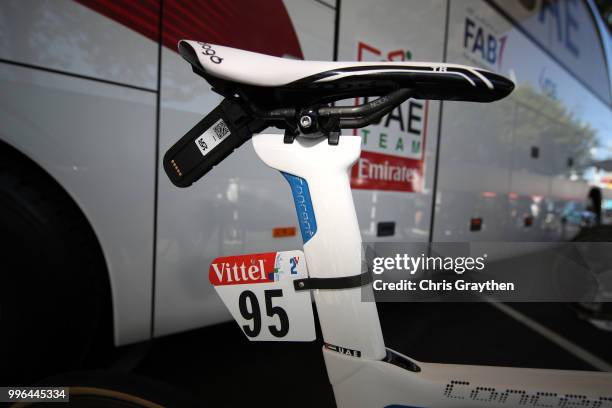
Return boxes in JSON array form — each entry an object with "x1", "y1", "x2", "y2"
[
  {"x1": 209, "y1": 252, "x2": 277, "y2": 286},
  {"x1": 444, "y1": 380, "x2": 612, "y2": 407},
  {"x1": 198, "y1": 42, "x2": 223, "y2": 64}
]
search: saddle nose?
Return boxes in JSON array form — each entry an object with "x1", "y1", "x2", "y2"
[
  {"x1": 476, "y1": 70, "x2": 515, "y2": 101},
  {"x1": 177, "y1": 39, "x2": 514, "y2": 106}
]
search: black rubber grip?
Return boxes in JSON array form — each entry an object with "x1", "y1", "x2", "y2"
[
  {"x1": 293, "y1": 271, "x2": 373, "y2": 291},
  {"x1": 163, "y1": 99, "x2": 255, "y2": 188}
]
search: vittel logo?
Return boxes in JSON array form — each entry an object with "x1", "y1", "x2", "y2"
[
  {"x1": 198, "y1": 42, "x2": 223, "y2": 64},
  {"x1": 209, "y1": 253, "x2": 277, "y2": 286}
]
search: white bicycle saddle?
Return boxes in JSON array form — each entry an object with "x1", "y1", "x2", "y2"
[
  {"x1": 164, "y1": 40, "x2": 514, "y2": 187},
  {"x1": 178, "y1": 40, "x2": 514, "y2": 105}
]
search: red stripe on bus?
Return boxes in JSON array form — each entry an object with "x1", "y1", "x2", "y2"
[
  {"x1": 76, "y1": 0, "x2": 160, "y2": 41},
  {"x1": 74, "y1": 0, "x2": 303, "y2": 59}
]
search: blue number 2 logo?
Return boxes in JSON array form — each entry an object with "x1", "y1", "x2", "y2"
[{"x1": 290, "y1": 257, "x2": 299, "y2": 275}]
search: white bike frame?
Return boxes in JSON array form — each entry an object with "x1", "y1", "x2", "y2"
[{"x1": 252, "y1": 132, "x2": 612, "y2": 408}]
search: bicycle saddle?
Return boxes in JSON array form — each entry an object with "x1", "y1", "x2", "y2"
[
  {"x1": 178, "y1": 40, "x2": 514, "y2": 108},
  {"x1": 164, "y1": 40, "x2": 514, "y2": 188}
]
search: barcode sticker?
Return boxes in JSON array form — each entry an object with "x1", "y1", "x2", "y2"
[{"x1": 194, "y1": 118, "x2": 230, "y2": 157}]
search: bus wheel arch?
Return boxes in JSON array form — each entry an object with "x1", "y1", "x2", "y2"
[{"x1": 0, "y1": 139, "x2": 114, "y2": 382}]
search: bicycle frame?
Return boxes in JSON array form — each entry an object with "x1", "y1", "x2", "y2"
[{"x1": 252, "y1": 132, "x2": 612, "y2": 408}]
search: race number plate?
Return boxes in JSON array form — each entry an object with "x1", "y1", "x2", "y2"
[{"x1": 209, "y1": 251, "x2": 315, "y2": 341}]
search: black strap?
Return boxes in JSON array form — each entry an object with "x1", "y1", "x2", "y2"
[{"x1": 293, "y1": 271, "x2": 372, "y2": 291}]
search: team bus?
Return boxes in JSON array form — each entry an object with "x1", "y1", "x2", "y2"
[{"x1": 0, "y1": 0, "x2": 610, "y2": 378}]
